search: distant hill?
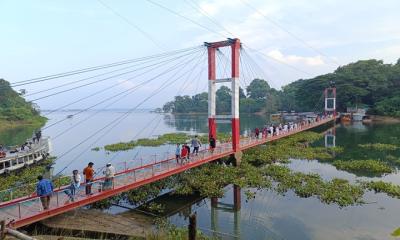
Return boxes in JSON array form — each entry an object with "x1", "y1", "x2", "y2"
[
  {"x1": 163, "y1": 59, "x2": 400, "y2": 117},
  {"x1": 282, "y1": 59, "x2": 400, "y2": 116},
  {"x1": 0, "y1": 79, "x2": 46, "y2": 127}
]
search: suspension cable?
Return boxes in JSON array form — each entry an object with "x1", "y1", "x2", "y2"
[
  {"x1": 26, "y1": 47, "x2": 200, "y2": 97},
  {"x1": 51, "y1": 50, "x2": 205, "y2": 140},
  {"x1": 8, "y1": 46, "x2": 200, "y2": 87},
  {"x1": 43, "y1": 48, "x2": 203, "y2": 116},
  {"x1": 43, "y1": 48, "x2": 204, "y2": 131},
  {"x1": 53, "y1": 49, "x2": 206, "y2": 174}
]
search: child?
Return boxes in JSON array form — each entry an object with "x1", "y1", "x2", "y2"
[
  {"x1": 181, "y1": 144, "x2": 189, "y2": 164},
  {"x1": 175, "y1": 144, "x2": 181, "y2": 164}
]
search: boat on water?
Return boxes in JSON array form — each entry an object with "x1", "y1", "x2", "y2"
[
  {"x1": 341, "y1": 113, "x2": 352, "y2": 122},
  {"x1": 347, "y1": 107, "x2": 367, "y2": 121},
  {"x1": 0, "y1": 137, "x2": 52, "y2": 174}
]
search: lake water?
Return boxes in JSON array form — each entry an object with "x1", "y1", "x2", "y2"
[{"x1": 1, "y1": 111, "x2": 400, "y2": 239}]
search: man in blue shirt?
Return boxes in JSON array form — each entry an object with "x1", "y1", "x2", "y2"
[{"x1": 36, "y1": 175, "x2": 54, "y2": 210}]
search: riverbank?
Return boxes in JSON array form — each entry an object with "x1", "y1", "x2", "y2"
[
  {"x1": 0, "y1": 117, "x2": 47, "y2": 132},
  {"x1": 369, "y1": 115, "x2": 400, "y2": 123}
]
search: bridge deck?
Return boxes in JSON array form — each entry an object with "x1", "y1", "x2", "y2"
[{"x1": 0, "y1": 117, "x2": 335, "y2": 228}]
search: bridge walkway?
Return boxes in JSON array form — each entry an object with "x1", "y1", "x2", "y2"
[{"x1": 0, "y1": 117, "x2": 335, "y2": 228}]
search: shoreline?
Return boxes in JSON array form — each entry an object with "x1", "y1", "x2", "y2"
[{"x1": 369, "y1": 115, "x2": 400, "y2": 123}]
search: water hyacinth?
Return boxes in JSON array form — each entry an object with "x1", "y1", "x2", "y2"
[
  {"x1": 103, "y1": 132, "x2": 232, "y2": 152},
  {"x1": 358, "y1": 143, "x2": 399, "y2": 151},
  {"x1": 332, "y1": 160, "x2": 394, "y2": 175}
]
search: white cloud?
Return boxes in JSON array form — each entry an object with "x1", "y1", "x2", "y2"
[
  {"x1": 198, "y1": 0, "x2": 242, "y2": 16},
  {"x1": 267, "y1": 50, "x2": 325, "y2": 66}
]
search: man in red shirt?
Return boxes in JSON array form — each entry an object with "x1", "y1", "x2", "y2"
[{"x1": 83, "y1": 162, "x2": 94, "y2": 195}]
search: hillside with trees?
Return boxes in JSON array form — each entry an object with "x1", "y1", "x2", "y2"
[
  {"x1": 0, "y1": 79, "x2": 46, "y2": 128},
  {"x1": 163, "y1": 59, "x2": 400, "y2": 117}
]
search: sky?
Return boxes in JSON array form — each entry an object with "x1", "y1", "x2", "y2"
[{"x1": 1, "y1": 0, "x2": 400, "y2": 109}]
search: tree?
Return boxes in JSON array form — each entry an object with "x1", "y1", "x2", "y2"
[
  {"x1": 216, "y1": 86, "x2": 231, "y2": 113},
  {"x1": 246, "y1": 78, "x2": 270, "y2": 99},
  {"x1": 239, "y1": 87, "x2": 246, "y2": 99}
]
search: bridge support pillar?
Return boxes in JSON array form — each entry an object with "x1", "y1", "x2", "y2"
[
  {"x1": 211, "y1": 197, "x2": 218, "y2": 207},
  {"x1": 233, "y1": 185, "x2": 241, "y2": 211}
]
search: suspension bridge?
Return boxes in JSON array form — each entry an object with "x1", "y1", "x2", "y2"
[{"x1": 0, "y1": 38, "x2": 338, "y2": 228}]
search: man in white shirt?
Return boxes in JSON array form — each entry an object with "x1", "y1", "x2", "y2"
[{"x1": 103, "y1": 163, "x2": 116, "y2": 190}]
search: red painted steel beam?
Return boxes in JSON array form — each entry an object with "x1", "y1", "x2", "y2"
[{"x1": 9, "y1": 150, "x2": 233, "y2": 228}]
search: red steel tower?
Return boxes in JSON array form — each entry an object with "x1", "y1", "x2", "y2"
[{"x1": 205, "y1": 38, "x2": 241, "y2": 153}]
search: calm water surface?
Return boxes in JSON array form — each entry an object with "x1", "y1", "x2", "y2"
[{"x1": 1, "y1": 111, "x2": 400, "y2": 239}]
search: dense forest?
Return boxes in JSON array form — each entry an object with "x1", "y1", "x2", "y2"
[
  {"x1": 163, "y1": 59, "x2": 400, "y2": 117},
  {"x1": 0, "y1": 79, "x2": 46, "y2": 125}
]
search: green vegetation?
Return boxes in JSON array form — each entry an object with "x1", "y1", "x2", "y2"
[
  {"x1": 361, "y1": 181, "x2": 400, "y2": 199},
  {"x1": 0, "y1": 79, "x2": 46, "y2": 129},
  {"x1": 391, "y1": 227, "x2": 400, "y2": 237},
  {"x1": 149, "y1": 220, "x2": 217, "y2": 240},
  {"x1": 103, "y1": 132, "x2": 231, "y2": 152},
  {"x1": 358, "y1": 143, "x2": 399, "y2": 151},
  {"x1": 332, "y1": 160, "x2": 393, "y2": 175},
  {"x1": 0, "y1": 158, "x2": 65, "y2": 202},
  {"x1": 173, "y1": 163, "x2": 364, "y2": 207},
  {"x1": 163, "y1": 59, "x2": 400, "y2": 116},
  {"x1": 84, "y1": 130, "x2": 400, "y2": 219}
]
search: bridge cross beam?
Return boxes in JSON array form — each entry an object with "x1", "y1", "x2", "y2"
[
  {"x1": 205, "y1": 38, "x2": 241, "y2": 153},
  {"x1": 324, "y1": 87, "x2": 337, "y2": 118}
]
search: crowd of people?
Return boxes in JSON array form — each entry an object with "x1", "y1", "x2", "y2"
[{"x1": 251, "y1": 115, "x2": 329, "y2": 139}]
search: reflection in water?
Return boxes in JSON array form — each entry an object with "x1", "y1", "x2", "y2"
[{"x1": 0, "y1": 125, "x2": 38, "y2": 146}]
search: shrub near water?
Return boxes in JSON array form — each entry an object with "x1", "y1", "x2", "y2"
[
  {"x1": 358, "y1": 143, "x2": 399, "y2": 151},
  {"x1": 332, "y1": 160, "x2": 393, "y2": 175}
]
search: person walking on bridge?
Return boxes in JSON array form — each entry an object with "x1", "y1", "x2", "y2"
[
  {"x1": 103, "y1": 163, "x2": 115, "y2": 190},
  {"x1": 175, "y1": 143, "x2": 181, "y2": 164},
  {"x1": 209, "y1": 135, "x2": 216, "y2": 153},
  {"x1": 255, "y1": 128, "x2": 260, "y2": 139},
  {"x1": 83, "y1": 162, "x2": 94, "y2": 195},
  {"x1": 65, "y1": 170, "x2": 81, "y2": 202},
  {"x1": 36, "y1": 175, "x2": 53, "y2": 210},
  {"x1": 181, "y1": 144, "x2": 189, "y2": 164},
  {"x1": 191, "y1": 135, "x2": 202, "y2": 156}
]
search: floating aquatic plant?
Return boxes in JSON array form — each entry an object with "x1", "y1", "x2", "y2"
[
  {"x1": 358, "y1": 143, "x2": 399, "y2": 151},
  {"x1": 332, "y1": 160, "x2": 393, "y2": 175}
]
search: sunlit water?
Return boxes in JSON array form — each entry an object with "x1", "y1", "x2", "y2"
[{"x1": 1, "y1": 111, "x2": 400, "y2": 239}]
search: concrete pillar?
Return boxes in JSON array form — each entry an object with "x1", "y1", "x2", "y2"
[{"x1": 233, "y1": 185, "x2": 241, "y2": 211}]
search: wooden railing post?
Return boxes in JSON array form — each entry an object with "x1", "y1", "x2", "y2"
[{"x1": 1, "y1": 220, "x2": 6, "y2": 240}]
